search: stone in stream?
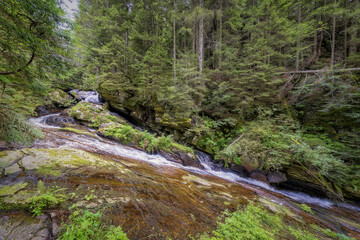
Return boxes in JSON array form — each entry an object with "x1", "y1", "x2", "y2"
[
  {"x1": 159, "y1": 149, "x2": 203, "y2": 169},
  {"x1": 267, "y1": 172, "x2": 287, "y2": 184}
]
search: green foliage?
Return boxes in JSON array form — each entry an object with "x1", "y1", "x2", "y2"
[
  {"x1": 300, "y1": 204, "x2": 314, "y2": 215},
  {"x1": 0, "y1": 107, "x2": 44, "y2": 146},
  {"x1": 140, "y1": 132, "x2": 157, "y2": 153},
  {"x1": 104, "y1": 124, "x2": 138, "y2": 144},
  {"x1": 29, "y1": 181, "x2": 66, "y2": 216},
  {"x1": 197, "y1": 204, "x2": 325, "y2": 240},
  {"x1": 157, "y1": 134, "x2": 173, "y2": 151},
  {"x1": 198, "y1": 203, "x2": 355, "y2": 240},
  {"x1": 311, "y1": 225, "x2": 355, "y2": 240},
  {"x1": 59, "y1": 210, "x2": 129, "y2": 240}
]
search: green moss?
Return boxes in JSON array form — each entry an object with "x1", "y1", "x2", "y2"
[
  {"x1": 300, "y1": 204, "x2": 314, "y2": 215},
  {"x1": 0, "y1": 182, "x2": 29, "y2": 197},
  {"x1": 61, "y1": 127, "x2": 100, "y2": 139},
  {"x1": 171, "y1": 142, "x2": 194, "y2": 154},
  {"x1": 38, "y1": 164, "x2": 62, "y2": 177}
]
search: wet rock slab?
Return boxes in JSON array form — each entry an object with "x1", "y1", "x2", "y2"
[{"x1": 0, "y1": 214, "x2": 51, "y2": 240}]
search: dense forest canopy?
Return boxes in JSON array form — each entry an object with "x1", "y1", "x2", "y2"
[{"x1": 1, "y1": 0, "x2": 360, "y2": 200}]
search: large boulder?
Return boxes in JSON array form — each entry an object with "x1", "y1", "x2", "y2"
[
  {"x1": 47, "y1": 89, "x2": 74, "y2": 108},
  {"x1": 159, "y1": 149, "x2": 203, "y2": 169},
  {"x1": 280, "y1": 164, "x2": 332, "y2": 198},
  {"x1": 69, "y1": 102, "x2": 128, "y2": 127},
  {"x1": 267, "y1": 172, "x2": 287, "y2": 184}
]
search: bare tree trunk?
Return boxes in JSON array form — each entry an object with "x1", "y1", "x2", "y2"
[
  {"x1": 296, "y1": 3, "x2": 301, "y2": 71},
  {"x1": 344, "y1": 20, "x2": 347, "y2": 60},
  {"x1": 330, "y1": 0, "x2": 336, "y2": 68},
  {"x1": 349, "y1": 0, "x2": 359, "y2": 55},
  {"x1": 198, "y1": 0, "x2": 204, "y2": 73},
  {"x1": 125, "y1": 30, "x2": 129, "y2": 74},
  {"x1": 173, "y1": 0, "x2": 176, "y2": 82},
  {"x1": 217, "y1": 0, "x2": 223, "y2": 69},
  {"x1": 96, "y1": 66, "x2": 100, "y2": 87}
]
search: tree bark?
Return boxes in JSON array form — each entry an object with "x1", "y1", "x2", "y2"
[
  {"x1": 198, "y1": 0, "x2": 204, "y2": 73},
  {"x1": 349, "y1": 0, "x2": 359, "y2": 55},
  {"x1": 330, "y1": 0, "x2": 336, "y2": 69},
  {"x1": 217, "y1": 0, "x2": 223, "y2": 69},
  {"x1": 173, "y1": 0, "x2": 176, "y2": 82},
  {"x1": 296, "y1": 3, "x2": 302, "y2": 71}
]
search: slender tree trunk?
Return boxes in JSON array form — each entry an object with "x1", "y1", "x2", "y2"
[
  {"x1": 349, "y1": 0, "x2": 359, "y2": 55},
  {"x1": 344, "y1": 20, "x2": 347, "y2": 60},
  {"x1": 330, "y1": 0, "x2": 336, "y2": 68},
  {"x1": 125, "y1": 30, "x2": 129, "y2": 74},
  {"x1": 173, "y1": 0, "x2": 176, "y2": 82},
  {"x1": 192, "y1": 25, "x2": 196, "y2": 55},
  {"x1": 296, "y1": 3, "x2": 301, "y2": 71},
  {"x1": 217, "y1": 0, "x2": 223, "y2": 69},
  {"x1": 198, "y1": 0, "x2": 204, "y2": 73},
  {"x1": 96, "y1": 66, "x2": 100, "y2": 87}
]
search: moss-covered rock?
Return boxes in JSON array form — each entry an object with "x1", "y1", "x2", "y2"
[
  {"x1": 48, "y1": 89, "x2": 74, "y2": 108},
  {"x1": 154, "y1": 106, "x2": 192, "y2": 132},
  {"x1": 70, "y1": 102, "x2": 128, "y2": 127}
]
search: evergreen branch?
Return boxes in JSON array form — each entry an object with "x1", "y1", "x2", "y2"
[{"x1": 0, "y1": 51, "x2": 35, "y2": 75}]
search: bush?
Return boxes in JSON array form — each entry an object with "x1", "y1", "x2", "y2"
[
  {"x1": 199, "y1": 205, "x2": 282, "y2": 240},
  {"x1": 140, "y1": 132, "x2": 157, "y2": 153},
  {"x1": 29, "y1": 181, "x2": 66, "y2": 216},
  {"x1": 59, "y1": 210, "x2": 129, "y2": 240},
  {"x1": 197, "y1": 203, "x2": 354, "y2": 240},
  {"x1": 157, "y1": 134, "x2": 173, "y2": 151}
]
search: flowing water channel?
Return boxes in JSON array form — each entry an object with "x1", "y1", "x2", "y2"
[
  {"x1": 1, "y1": 92, "x2": 359, "y2": 239},
  {"x1": 26, "y1": 96, "x2": 360, "y2": 238}
]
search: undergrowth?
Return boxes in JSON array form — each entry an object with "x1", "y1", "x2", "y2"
[
  {"x1": 59, "y1": 210, "x2": 128, "y2": 240},
  {"x1": 196, "y1": 204, "x2": 354, "y2": 240}
]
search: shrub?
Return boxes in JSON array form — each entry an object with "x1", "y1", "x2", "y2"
[
  {"x1": 157, "y1": 134, "x2": 173, "y2": 151},
  {"x1": 29, "y1": 181, "x2": 66, "y2": 216},
  {"x1": 140, "y1": 132, "x2": 157, "y2": 153},
  {"x1": 199, "y1": 205, "x2": 282, "y2": 240},
  {"x1": 59, "y1": 210, "x2": 129, "y2": 240}
]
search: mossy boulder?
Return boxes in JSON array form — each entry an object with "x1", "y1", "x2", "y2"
[
  {"x1": 280, "y1": 164, "x2": 333, "y2": 198},
  {"x1": 70, "y1": 102, "x2": 128, "y2": 128},
  {"x1": 154, "y1": 107, "x2": 192, "y2": 132},
  {"x1": 98, "y1": 79, "x2": 131, "y2": 113},
  {"x1": 48, "y1": 89, "x2": 74, "y2": 108}
]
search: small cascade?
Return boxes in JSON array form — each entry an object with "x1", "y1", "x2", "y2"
[
  {"x1": 70, "y1": 90, "x2": 103, "y2": 104},
  {"x1": 84, "y1": 91, "x2": 101, "y2": 104},
  {"x1": 196, "y1": 151, "x2": 335, "y2": 208}
]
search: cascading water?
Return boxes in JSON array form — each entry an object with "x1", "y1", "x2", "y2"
[
  {"x1": 25, "y1": 104, "x2": 360, "y2": 239},
  {"x1": 196, "y1": 151, "x2": 337, "y2": 208},
  {"x1": 70, "y1": 90, "x2": 103, "y2": 104},
  {"x1": 29, "y1": 112, "x2": 358, "y2": 210}
]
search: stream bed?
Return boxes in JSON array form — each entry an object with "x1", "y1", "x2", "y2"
[{"x1": 1, "y1": 96, "x2": 360, "y2": 239}]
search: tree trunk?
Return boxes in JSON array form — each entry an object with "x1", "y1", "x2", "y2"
[
  {"x1": 216, "y1": 0, "x2": 223, "y2": 69},
  {"x1": 198, "y1": 0, "x2": 204, "y2": 73},
  {"x1": 173, "y1": 0, "x2": 176, "y2": 82},
  {"x1": 349, "y1": 0, "x2": 359, "y2": 55},
  {"x1": 296, "y1": 3, "x2": 301, "y2": 71},
  {"x1": 344, "y1": 20, "x2": 347, "y2": 60},
  {"x1": 125, "y1": 30, "x2": 129, "y2": 74},
  {"x1": 96, "y1": 66, "x2": 100, "y2": 87},
  {"x1": 330, "y1": 0, "x2": 336, "y2": 68}
]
